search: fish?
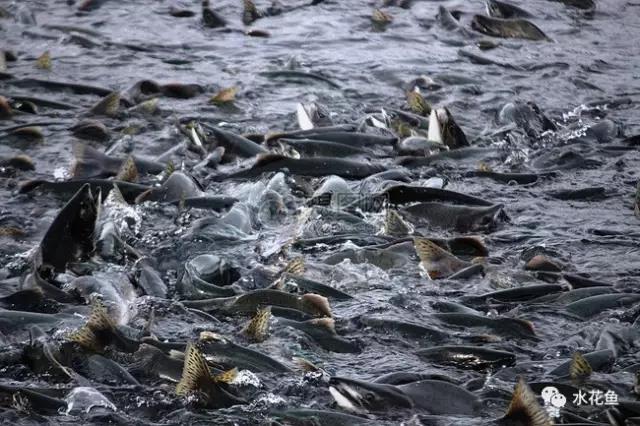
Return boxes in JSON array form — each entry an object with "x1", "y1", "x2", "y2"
[
  {"x1": 486, "y1": 1, "x2": 533, "y2": 19},
  {"x1": 328, "y1": 376, "x2": 481, "y2": 415},
  {"x1": 199, "y1": 331, "x2": 291, "y2": 372},
  {"x1": 69, "y1": 120, "x2": 110, "y2": 142},
  {"x1": 355, "y1": 316, "x2": 446, "y2": 342},
  {"x1": 278, "y1": 273, "x2": 354, "y2": 300},
  {"x1": 566, "y1": 293, "x2": 640, "y2": 318},
  {"x1": 217, "y1": 154, "x2": 388, "y2": 180},
  {"x1": 403, "y1": 202, "x2": 504, "y2": 232},
  {"x1": 136, "y1": 171, "x2": 237, "y2": 210},
  {"x1": 19, "y1": 179, "x2": 151, "y2": 204},
  {"x1": 496, "y1": 377, "x2": 553, "y2": 425},
  {"x1": 472, "y1": 170, "x2": 546, "y2": 185},
  {"x1": 242, "y1": 0, "x2": 263, "y2": 25},
  {"x1": 242, "y1": 306, "x2": 271, "y2": 342},
  {"x1": 278, "y1": 317, "x2": 361, "y2": 353},
  {"x1": 547, "y1": 349, "x2": 614, "y2": 377},
  {"x1": 133, "y1": 258, "x2": 168, "y2": 298},
  {"x1": 175, "y1": 342, "x2": 244, "y2": 408},
  {"x1": 278, "y1": 138, "x2": 369, "y2": 157},
  {"x1": 270, "y1": 409, "x2": 374, "y2": 426},
  {"x1": 463, "y1": 284, "x2": 567, "y2": 304},
  {"x1": 85, "y1": 354, "x2": 140, "y2": 385},
  {"x1": 416, "y1": 345, "x2": 517, "y2": 370},
  {"x1": 413, "y1": 237, "x2": 472, "y2": 279},
  {"x1": 66, "y1": 300, "x2": 139, "y2": 353},
  {"x1": 36, "y1": 184, "x2": 99, "y2": 273},
  {"x1": 88, "y1": 91, "x2": 120, "y2": 117},
  {"x1": 201, "y1": 0, "x2": 226, "y2": 28},
  {"x1": 272, "y1": 131, "x2": 396, "y2": 147},
  {"x1": 0, "y1": 154, "x2": 35, "y2": 171},
  {"x1": 129, "y1": 343, "x2": 185, "y2": 381},
  {"x1": 202, "y1": 124, "x2": 268, "y2": 159},
  {"x1": 297, "y1": 101, "x2": 333, "y2": 130},
  {"x1": 432, "y1": 313, "x2": 536, "y2": 339},
  {"x1": 382, "y1": 184, "x2": 495, "y2": 206},
  {"x1": 72, "y1": 144, "x2": 165, "y2": 179},
  {"x1": 471, "y1": 15, "x2": 549, "y2": 41}
]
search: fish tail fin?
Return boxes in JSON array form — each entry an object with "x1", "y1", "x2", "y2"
[
  {"x1": 115, "y1": 155, "x2": 138, "y2": 183},
  {"x1": 89, "y1": 91, "x2": 120, "y2": 117},
  {"x1": 504, "y1": 377, "x2": 553, "y2": 426},
  {"x1": 384, "y1": 209, "x2": 412, "y2": 236},
  {"x1": 67, "y1": 325, "x2": 102, "y2": 352},
  {"x1": 214, "y1": 367, "x2": 238, "y2": 384},
  {"x1": 243, "y1": 306, "x2": 271, "y2": 342},
  {"x1": 569, "y1": 352, "x2": 593, "y2": 380},
  {"x1": 176, "y1": 343, "x2": 212, "y2": 396},
  {"x1": 86, "y1": 299, "x2": 115, "y2": 332},
  {"x1": 282, "y1": 257, "x2": 305, "y2": 276}
]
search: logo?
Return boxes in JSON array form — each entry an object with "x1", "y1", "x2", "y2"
[{"x1": 541, "y1": 386, "x2": 566, "y2": 418}]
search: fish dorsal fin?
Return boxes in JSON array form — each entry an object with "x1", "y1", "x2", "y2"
[
  {"x1": 243, "y1": 306, "x2": 271, "y2": 342},
  {"x1": 413, "y1": 237, "x2": 449, "y2": 262},
  {"x1": 86, "y1": 299, "x2": 115, "y2": 332},
  {"x1": 282, "y1": 257, "x2": 305, "y2": 276},
  {"x1": 242, "y1": 0, "x2": 262, "y2": 25},
  {"x1": 108, "y1": 183, "x2": 127, "y2": 205},
  {"x1": 214, "y1": 367, "x2": 238, "y2": 384},
  {"x1": 413, "y1": 237, "x2": 468, "y2": 279},
  {"x1": 199, "y1": 331, "x2": 226, "y2": 343},
  {"x1": 570, "y1": 352, "x2": 593, "y2": 380},
  {"x1": 293, "y1": 356, "x2": 322, "y2": 373},
  {"x1": 176, "y1": 343, "x2": 212, "y2": 396},
  {"x1": 406, "y1": 90, "x2": 431, "y2": 117},
  {"x1": 301, "y1": 293, "x2": 332, "y2": 318},
  {"x1": 478, "y1": 162, "x2": 493, "y2": 172},
  {"x1": 255, "y1": 153, "x2": 287, "y2": 167},
  {"x1": 67, "y1": 325, "x2": 102, "y2": 352},
  {"x1": 308, "y1": 317, "x2": 336, "y2": 334},
  {"x1": 385, "y1": 209, "x2": 412, "y2": 236},
  {"x1": 504, "y1": 377, "x2": 553, "y2": 426},
  {"x1": 89, "y1": 91, "x2": 120, "y2": 117},
  {"x1": 115, "y1": 155, "x2": 138, "y2": 183}
]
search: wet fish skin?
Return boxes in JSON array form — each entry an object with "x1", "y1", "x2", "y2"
[
  {"x1": 471, "y1": 15, "x2": 549, "y2": 41},
  {"x1": 403, "y1": 202, "x2": 504, "y2": 232},
  {"x1": 270, "y1": 409, "x2": 374, "y2": 426},
  {"x1": 280, "y1": 273, "x2": 353, "y2": 300},
  {"x1": 432, "y1": 313, "x2": 536, "y2": 339},
  {"x1": 278, "y1": 317, "x2": 361, "y2": 353},
  {"x1": 199, "y1": 333, "x2": 291, "y2": 372},
  {"x1": 566, "y1": 293, "x2": 640, "y2": 318},
  {"x1": 218, "y1": 155, "x2": 388, "y2": 181},
  {"x1": 19, "y1": 179, "x2": 151, "y2": 204},
  {"x1": 416, "y1": 345, "x2": 517, "y2": 370},
  {"x1": 356, "y1": 316, "x2": 446, "y2": 342},
  {"x1": 487, "y1": 0, "x2": 533, "y2": 19},
  {"x1": 203, "y1": 125, "x2": 268, "y2": 159},
  {"x1": 37, "y1": 183, "x2": 99, "y2": 273}
]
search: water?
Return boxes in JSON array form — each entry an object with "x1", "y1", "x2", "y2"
[{"x1": 1, "y1": 0, "x2": 640, "y2": 424}]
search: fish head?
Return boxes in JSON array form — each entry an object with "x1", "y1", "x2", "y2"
[
  {"x1": 328, "y1": 377, "x2": 413, "y2": 413},
  {"x1": 467, "y1": 204, "x2": 504, "y2": 231},
  {"x1": 471, "y1": 14, "x2": 500, "y2": 37}
]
